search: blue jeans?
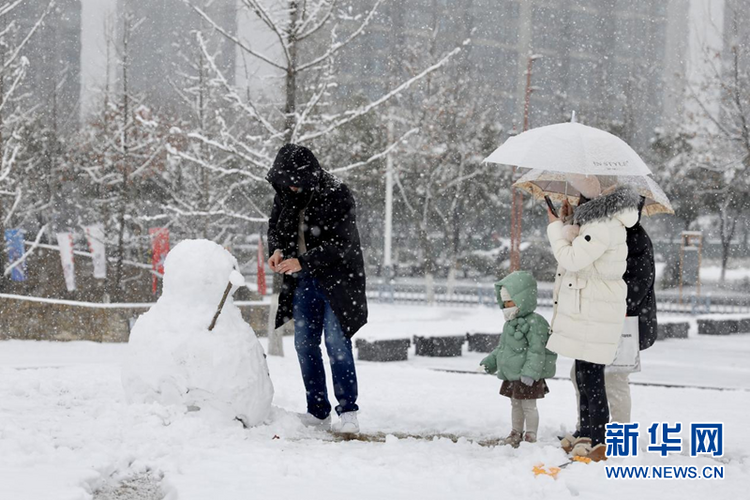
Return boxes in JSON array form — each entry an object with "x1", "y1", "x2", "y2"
[{"x1": 293, "y1": 272, "x2": 359, "y2": 419}]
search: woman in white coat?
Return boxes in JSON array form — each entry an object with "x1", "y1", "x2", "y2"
[{"x1": 546, "y1": 176, "x2": 640, "y2": 461}]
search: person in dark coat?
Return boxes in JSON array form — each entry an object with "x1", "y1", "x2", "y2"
[
  {"x1": 266, "y1": 143, "x2": 367, "y2": 434},
  {"x1": 602, "y1": 195, "x2": 658, "y2": 422},
  {"x1": 624, "y1": 196, "x2": 658, "y2": 351}
]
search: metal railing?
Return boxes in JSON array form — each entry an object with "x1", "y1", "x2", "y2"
[{"x1": 366, "y1": 282, "x2": 750, "y2": 316}]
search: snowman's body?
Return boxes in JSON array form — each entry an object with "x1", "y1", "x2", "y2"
[{"x1": 122, "y1": 239, "x2": 274, "y2": 427}]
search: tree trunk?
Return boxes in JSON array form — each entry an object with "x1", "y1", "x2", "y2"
[
  {"x1": 425, "y1": 272, "x2": 435, "y2": 306},
  {"x1": 199, "y1": 47, "x2": 210, "y2": 239},
  {"x1": 268, "y1": 1, "x2": 300, "y2": 356},
  {"x1": 419, "y1": 220, "x2": 436, "y2": 305},
  {"x1": 720, "y1": 242, "x2": 729, "y2": 286},
  {"x1": 266, "y1": 287, "x2": 284, "y2": 356},
  {"x1": 719, "y1": 208, "x2": 736, "y2": 287},
  {"x1": 0, "y1": 200, "x2": 5, "y2": 294},
  {"x1": 113, "y1": 14, "x2": 132, "y2": 301},
  {"x1": 446, "y1": 195, "x2": 461, "y2": 296},
  {"x1": 0, "y1": 24, "x2": 5, "y2": 294},
  {"x1": 284, "y1": 1, "x2": 299, "y2": 143},
  {"x1": 446, "y1": 267, "x2": 456, "y2": 299}
]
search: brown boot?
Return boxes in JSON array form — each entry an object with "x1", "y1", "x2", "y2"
[
  {"x1": 570, "y1": 437, "x2": 592, "y2": 457},
  {"x1": 524, "y1": 432, "x2": 537, "y2": 444},
  {"x1": 560, "y1": 433, "x2": 576, "y2": 453},
  {"x1": 587, "y1": 443, "x2": 608, "y2": 462},
  {"x1": 503, "y1": 430, "x2": 523, "y2": 448}
]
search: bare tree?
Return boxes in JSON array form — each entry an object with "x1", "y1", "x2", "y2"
[
  {"x1": 0, "y1": 0, "x2": 55, "y2": 289},
  {"x1": 76, "y1": 11, "x2": 170, "y2": 300},
  {"x1": 686, "y1": 2, "x2": 750, "y2": 285},
  {"x1": 184, "y1": 0, "x2": 464, "y2": 353}
]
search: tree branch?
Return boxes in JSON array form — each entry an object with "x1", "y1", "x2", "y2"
[
  {"x1": 298, "y1": 42, "x2": 466, "y2": 143},
  {"x1": 333, "y1": 128, "x2": 419, "y2": 173}
]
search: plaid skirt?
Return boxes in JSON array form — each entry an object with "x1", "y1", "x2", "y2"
[{"x1": 500, "y1": 379, "x2": 549, "y2": 400}]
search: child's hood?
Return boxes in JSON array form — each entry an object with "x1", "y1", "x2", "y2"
[{"x1": 495, "y1": 271, "x2": 538, "y2": 317}]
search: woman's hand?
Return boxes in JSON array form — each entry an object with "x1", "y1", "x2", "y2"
[
  {"x1": 547, "y1": 205, "x2": 560, "y2": 224},
  {"x1": 268, "y1": 250, "x2": 283, "y2": 272},
  {"x1": 560, "y1": 199, "x2": 572, "y2": 219},
  {"x1": 277, "y1": 258, "x2": 302, "y2": 275}
]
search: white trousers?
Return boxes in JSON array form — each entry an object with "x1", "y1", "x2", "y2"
[{"x1": 511, "y1": 398, "x2": 539, "y2": 435}]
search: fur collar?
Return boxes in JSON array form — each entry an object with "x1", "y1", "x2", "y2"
[{"x1": 574, "y1": 185, "x2": 641, "y2": 226}]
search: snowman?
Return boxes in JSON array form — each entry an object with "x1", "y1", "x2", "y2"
[{"x1": 122, "y1": 239, "x2": 274, "y2": 427}]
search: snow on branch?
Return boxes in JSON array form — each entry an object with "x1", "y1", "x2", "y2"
[
  {"x1": 297, "y1": 0, "x2": 385, "y2": 73},
  {"x1": 0, "y1": 0, "x2": 25, "y2": 19},
  {"x1": 239, "y1": 0, "x2": 293, "y2": 64},
  {"x1": 143, "y1": 207, "x2": 267, "y2": 224},
  {"x1": 298, "y1": 42, "x2": 467, "y2": 143},
  {"x1": 297, "y1": 0, "x2": 337, "y2": 41},
  {"x1": 393, "y1": 169, "x2": 417, "y2": 215},
  {"x1": 0, "y1": 139, "x2": 21, "y2": 184},
  {"x1": 167, "y1": 143, "x2": 266, "y2": 182},
  {"x1": 2, "y1": 188, "x2": 22, "y2": 225},
  {"x1": 0, "y1": 57, "x2": 28, "y2": 114},
  {"x1": 169, "y1": 139, "x2": 268, "y2": 181},
  {"x1": 0, "y1": 0, "x2": 55, "y2": 76},
  {"x1": 332, "y1": 128, "x2": 419, "y2": 173},
  {"x1": 687, "y1": 83, "x2": 738, "y2": 140},
  {"x1": 23, "y1": 241, "x2": 155, "y2": 271},
  {"x1": 196, "y1": 32, "x2": 281, "y2": 138},
  {"x1": 292, "y1": 54, "x2": 336, "y2": 141},
  {"x1": 188, "y1": 4, "x2": 288, "y2": 70}
]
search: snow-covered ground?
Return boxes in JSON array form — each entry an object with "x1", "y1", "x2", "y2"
[
  {"x1": 655, "y1": 262, "x2": 750, "y2": 286},
  {"x1": 2, "y1": 304, "x2": 749, "y2": 499}
]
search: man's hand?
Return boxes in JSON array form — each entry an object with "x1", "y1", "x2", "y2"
[
  {"x1": 268, "y1": 250, "x2": 283, "y2": 272},
  {"x1": 547, "y1": 205, "x2": 560, "y2": 224},
  {"x1": 277, "y1": 258, "x2": 302, "y2": 275}
]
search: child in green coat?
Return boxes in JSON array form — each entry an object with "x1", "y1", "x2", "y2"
[{"x1": 480, "y1": 271, "x2": 557, "y2": 447}]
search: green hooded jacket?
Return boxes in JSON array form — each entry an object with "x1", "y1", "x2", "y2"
[{"x1": 480, "y1": 271, "x2": 557, "y2": 381}]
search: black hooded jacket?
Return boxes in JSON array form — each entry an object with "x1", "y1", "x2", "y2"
[
  {"x1": 266, "y1": 144, "x2": 368, "y2": 337},
  {"x1": 623, "y1": 198, "x2": 658, "y2": 350}
]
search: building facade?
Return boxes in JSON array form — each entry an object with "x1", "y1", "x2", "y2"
[
  {"x1": 12, "y1": 0, "x2": 82, "y2": 129},
  {"x1": 116, "y1": 0, "x2": 237, "y2": 115},
  {"x1": 337, "y1": 0, "x2": 692, "y2": 150}
]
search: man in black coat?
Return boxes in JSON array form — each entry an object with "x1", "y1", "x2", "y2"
[
  {"x1": 624, "y1": 197, "x2": 658, "y2": 351},
  {"x1": 266, "y1": 144, "x2": 367, "y2": 434},
  {"x1": 606, "y1": 196, "x2": 658, "y2": 423}
]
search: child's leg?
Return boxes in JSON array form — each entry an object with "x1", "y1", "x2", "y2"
[
  {"x1": 521, "y1": 399, "x2": 539, "y2": 436},
  {"x1": 511, "y1": 397, "x2": 524, "y2": 433}
]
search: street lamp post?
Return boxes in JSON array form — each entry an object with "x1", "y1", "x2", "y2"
[
  {"x1": 384, "y1": 119, "x2": 394, "y2": 276},
  {"x1": 509, "y1": 54, "x2": 540, "y2": 272}
]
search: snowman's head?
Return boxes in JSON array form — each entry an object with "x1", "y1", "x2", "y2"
[{"x1": 162, "y1": 239, "x2": 241, "y2": 306}]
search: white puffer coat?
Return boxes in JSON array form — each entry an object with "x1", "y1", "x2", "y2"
[{"x1": 546, "y1": 186, "x2": 641, "y2": 365}]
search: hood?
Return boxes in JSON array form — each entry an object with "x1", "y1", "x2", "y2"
[
  {"x1": 634, "y1": 195, "x2": 646, "y2": 225},
  {"x1": 573, "y1": 185, "x2": 641, "y2": 228},
  {"x1": 266, "y1": 144, "x2": 322, "y2": 192},
  {"x1": 495, "y1": 271, "x2": 538, "y2": 317}
]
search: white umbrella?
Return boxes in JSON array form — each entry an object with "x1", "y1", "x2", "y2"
[
  {"x1": 484, "y1": 121, "x2": 652, "y2": 176},
  {"x1": 513, "y1": 169, "x2": 674, "y2": 217}
]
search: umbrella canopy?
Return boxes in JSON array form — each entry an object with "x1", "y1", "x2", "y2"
[
  {"x1": 484, "y1": 122, "x2": 652, "y2": 176},
  {"x1": 513, "y1": 169, "x2": 674, "y2": 217}
]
